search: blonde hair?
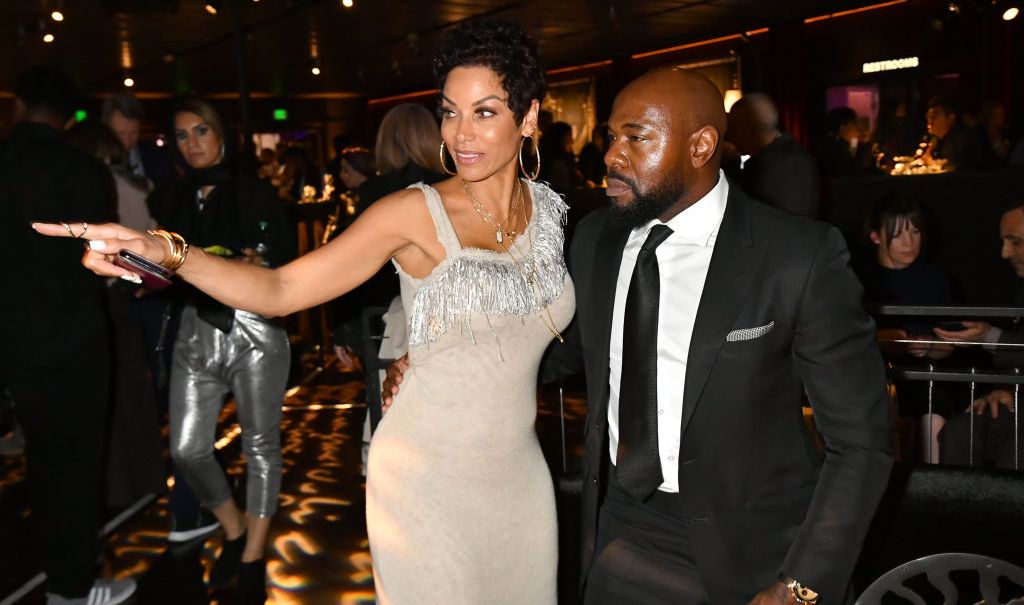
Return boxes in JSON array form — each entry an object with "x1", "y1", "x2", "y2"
[{"x1": 374, "y1": 103, "x2": 442, "y2": 174}]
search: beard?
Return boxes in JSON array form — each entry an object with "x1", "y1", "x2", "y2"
[{"x1": 608, "y1": 171, "x2": 687, "y2": 229}]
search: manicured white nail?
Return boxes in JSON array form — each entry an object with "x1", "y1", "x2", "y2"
[
  {"x1": 88, "y1": 240, "x2": 106, "y2": 251},
  {"x1": 119, "y1": 273, "x2": 142, "y2": 284}
]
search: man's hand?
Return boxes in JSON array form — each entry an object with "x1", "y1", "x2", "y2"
[
  {"x1": 746, "y1": 581, "x2": 794, "y2": 605},
  {"x1": 934, "y1": 320, "x2": 991, "y2": 343},
  {"x1": 971, "y1": 389, "x2": 1016, "y2": 419},
  {"x1": 381, "y1": 355, "x2": 409, "y2": 414}
]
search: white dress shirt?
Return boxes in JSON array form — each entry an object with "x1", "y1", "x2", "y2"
[{"x1": 608, "y1": 171, "x2": 729, "y2": 493}]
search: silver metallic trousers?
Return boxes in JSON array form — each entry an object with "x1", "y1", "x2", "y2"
[{"x1": 170, "y1": 306, "x2": 290, "y2": 518}]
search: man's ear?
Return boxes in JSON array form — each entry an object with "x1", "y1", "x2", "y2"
[{"x1": 691, "y1": 126, "x2": 719, "y2": 170}]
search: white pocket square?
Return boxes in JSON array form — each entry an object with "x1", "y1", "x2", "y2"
[{"x1": 726, "y1": 321, "x2": 775, "y2": 342}]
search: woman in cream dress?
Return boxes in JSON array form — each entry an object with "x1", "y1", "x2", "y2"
[{"x1": 36, "y1": 18, "x2": 573, "y2": 605}]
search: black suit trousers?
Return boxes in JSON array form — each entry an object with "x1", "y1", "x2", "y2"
[
  {"x1": 10, "y1": 349, "x2": 110, "y2": 598},
  {"x1": 584, "y1": 471, "x2": 709, "y2": 605}
]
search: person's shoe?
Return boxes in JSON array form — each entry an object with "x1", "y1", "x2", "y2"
[
  {"x1": 167, "y1": 508, "x2": 220, "y2": 543},
  {"x1": 45, "y1": 577, "x2": 137, "y2": 605},
  {"x1": 208, "y1": 530, "x2": 247, "y2": 587},
  {"x1": 0, "y1": 423, "x2": 25, "y2": 457},
  {"x1": 236, "y1": 559, "x2": 267, "y2": 604}
]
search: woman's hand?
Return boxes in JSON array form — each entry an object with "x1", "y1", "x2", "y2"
[
  {"x1": 934, "y1": 320, "x2": 991, "y2": 343},
  {"x1": 31, "y1": 222, "x2": 171, "y2": 280},
  {"x1": 906, "y1": 337, "x2": 954, "y2": 359}
]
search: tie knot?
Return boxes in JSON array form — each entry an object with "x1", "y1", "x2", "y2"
[{"x1": 640, "y1": 224, "x2": 673, "y2": 252}]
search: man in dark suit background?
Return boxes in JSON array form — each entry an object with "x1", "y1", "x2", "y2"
[
  {"x1": 102, "y1": 93, "x2": 175, "y2": 189},
  {"x1": 936, "y1": 201, "x2": 1024, "y2": 467},
  {"x1": 725, "y1": 93, "x2": 819, "y2": 218},
  {"x1": 551, "y1": 69, "x2": 893, "y2": 605},
  {"x1": 0, "y1": 67, "x2": 136, "y2": 604}
]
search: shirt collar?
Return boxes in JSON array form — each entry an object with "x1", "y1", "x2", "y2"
[{"x1": 630, "y1": 169, "x2": 729, "y2": 247}]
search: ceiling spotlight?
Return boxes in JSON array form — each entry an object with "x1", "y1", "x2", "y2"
[
  {"x1": 204, "y1": 3, "x2": 219, "y2": 15},
  {"x1": 124, "y1": 77, "x2": 135, "y2": 87},
  {"x1": 43, "y1": 32, "x2": 55, "y2": 43},
  {"x1": 1004, "y1": 6, "x2": 1019, "y2": 19},
  {"x1": 342, "y1": 0, "x2": 354, "y2": 7},
  {"x1": 311, "y1": 66, "x2": 321, "y2": 75},
  {"x1": 51, "y1": 10, "x2": 64, "y2": 22}
]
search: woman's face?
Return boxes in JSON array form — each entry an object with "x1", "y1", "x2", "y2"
[
  {"x1": 339, "y1": 158, "x2": 367, "y2": 189},
  {"x1": 440, "y1": 65, "x2": 538, "y2": 182},
  {"x1": 174, "y1": 111, "x2": 223, "y2": 170},
  {"x1": 873, "y1": 217, "x2": 922, "y2": 269}
]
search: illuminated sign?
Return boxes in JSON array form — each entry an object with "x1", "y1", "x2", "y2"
[
  {"x1": 274, "y1": 108, "x2": 288, "y2": 121},
  {"x1": 862, "y1": 56, "x2": 919, "y2": 73}
]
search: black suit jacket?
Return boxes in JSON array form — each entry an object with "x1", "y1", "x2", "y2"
[
  {"x1": 550, "y1": 180, "x2": 893, "y2": 604},
  {"x1": 740, "y1": 133, "x2": 819, "y2": 218},
  {"x1": 0, "y1": 122, "x2": 116, "y2": 379}
]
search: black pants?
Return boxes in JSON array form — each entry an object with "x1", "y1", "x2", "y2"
[
  {"x1": 940, "y1": 409, "x2": 1024, "y2": 469},
  {"x1": 9, "y1": 355, "x2": 109, "y2": 598},
  {"x1": 584, "y1": 473, "x2": 709, "y2": 605}
]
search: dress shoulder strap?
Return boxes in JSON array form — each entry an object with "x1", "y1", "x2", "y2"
[{"x1": 407, "y1": 182, "x2": 461, "y2": 256}]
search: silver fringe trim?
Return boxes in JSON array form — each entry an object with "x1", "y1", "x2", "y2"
[{"x1": 407, "y1": 182, "x2": 568, "y2": 347}]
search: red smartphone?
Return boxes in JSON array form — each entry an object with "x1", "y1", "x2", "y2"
[{"x1": 112, "y1": 249, "x2": 173, "y2": 290}]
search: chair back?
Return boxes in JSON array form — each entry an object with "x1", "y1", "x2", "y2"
[{"x1": 855, "y1": 552, "x2": 1024, "y2": 605}]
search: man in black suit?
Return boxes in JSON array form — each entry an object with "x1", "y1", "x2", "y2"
[
  {"x1": 0, "y1": 67, "x2": 136, "y2": 605},
  {"x1": 553, "y1": 69, "x2": 893, "y2": 605},
  {"x1": 725, "y1": 93, "x2": 819, "y2": 218},
  {"x1": 102, "y1": 93, "x2": 175, "y2": 188}
]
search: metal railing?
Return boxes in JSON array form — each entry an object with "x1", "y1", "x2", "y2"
[{"x1": 869, "y1": 305, "x2": 1023, "y2": 469}]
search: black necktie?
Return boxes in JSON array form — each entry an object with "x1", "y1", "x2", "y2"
[{"x1": 616, "y1": 224, "x2": 673, "y2": 500}]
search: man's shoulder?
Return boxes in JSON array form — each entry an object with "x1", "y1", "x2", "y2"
[
  {"x1": 575, "y1": 205, "x2": 611, "y2": 239},
  {"x1": 738, "y1": 188, "x2": 836, "y2": 249}
]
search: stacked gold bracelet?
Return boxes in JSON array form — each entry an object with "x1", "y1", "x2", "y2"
[{"x1": 147, "y1": 229, "x2": 190, "y2": 272}]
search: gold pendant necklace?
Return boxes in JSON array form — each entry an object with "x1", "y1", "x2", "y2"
[{"x1": 463, "y1": 178, "x2": 522, "y2": 244}]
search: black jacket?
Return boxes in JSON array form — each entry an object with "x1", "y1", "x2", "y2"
[
  {"x1": 0, "y1": 122, "x2": 116, "y2": 377},
  {"x1": 739, "y1": 133, "x2": 819, "y2": 218}
]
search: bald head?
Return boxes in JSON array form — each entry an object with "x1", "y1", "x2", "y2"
[
  {"x1": 619, "y1": 68, "x2": 728, "y2": 149},
  {"x1": 604, "y1": 68, "x2": 727, "y2": 226},
  {"x1": 726, "y1": 93, "x2": 780, "y2": 156}
]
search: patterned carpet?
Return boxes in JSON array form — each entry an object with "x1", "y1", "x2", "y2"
[{"x1": 0, "y1": 362, "x2": 588, "y2": 605}]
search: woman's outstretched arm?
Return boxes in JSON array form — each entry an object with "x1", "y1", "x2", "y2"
[{"x1": 33, "y1": 187, "x2": 440, "y2": 317}]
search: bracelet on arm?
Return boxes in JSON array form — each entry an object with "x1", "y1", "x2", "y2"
[{"x1": 146, "y1": 229, "x2": 190, "y2": 272}]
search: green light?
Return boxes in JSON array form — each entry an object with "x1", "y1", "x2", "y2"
[
  {"x1": 273, "y1": 108, "x2": 288, "y2": 121},
  {"x1": 75, "y1": 110, "x2": 88, "y2": 122}
]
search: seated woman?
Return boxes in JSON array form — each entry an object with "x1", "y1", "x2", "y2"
[{"x1": 860, "y1": 194, "x2": 963, "y2": 463}]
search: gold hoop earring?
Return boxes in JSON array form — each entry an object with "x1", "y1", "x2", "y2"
[
  {"x1": 439, "y1": 141, "x2": 457, "y2": 176},
  {"x1": 518, "y1": 135, "x2": 541, "y2": 181}
]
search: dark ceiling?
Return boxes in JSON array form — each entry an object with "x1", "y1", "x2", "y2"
[{"x1": 4, "y1": 0, "x2": 891, "y2": 99}]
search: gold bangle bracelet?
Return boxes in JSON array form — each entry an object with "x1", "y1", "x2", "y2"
[
  {"x1": 146, "y1": 229, "x2": 190, "y2": 272},
  {"x1": 147, "y1": 230, "x2": 176, "y2": 268}
]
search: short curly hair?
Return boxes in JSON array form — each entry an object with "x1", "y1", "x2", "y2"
[{"x1": 433, "y1": 19, "x2": 547, "y2": 126}]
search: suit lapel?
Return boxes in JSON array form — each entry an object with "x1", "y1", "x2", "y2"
[
  {"x1": 680, "y1": 185, "x2": 767, "y2": 437},
  {"x1": 590, "y1": 217, "x2": 631, "y2": 410}
]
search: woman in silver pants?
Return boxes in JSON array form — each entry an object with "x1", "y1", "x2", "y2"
[
  {"x1": 170, "y1": 306, "x2": 289, "y2": 535},
  {"x1": 146, "y1": 96, "x2": 295, "y2": 603}
]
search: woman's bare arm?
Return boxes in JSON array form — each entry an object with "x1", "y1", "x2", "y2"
[{"x1": 33, "y1": 187, "x2": 440, "y2": 317}]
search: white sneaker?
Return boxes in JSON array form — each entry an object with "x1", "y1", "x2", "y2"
[{"x1": 46, "y1": 577, "x2": 137, "y2": 605}]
